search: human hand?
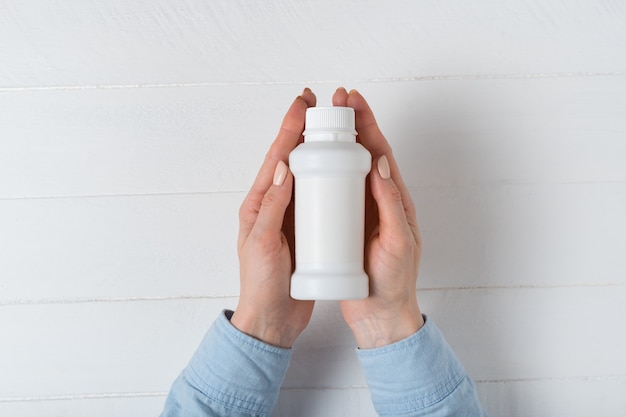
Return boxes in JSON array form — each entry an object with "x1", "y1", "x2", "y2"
[
  {"x1": 334, "y1": 88, "x2": 425, "y2": 349},
  {"x1": 230, "y1": 89, "x2": 317, "y2": 348}
]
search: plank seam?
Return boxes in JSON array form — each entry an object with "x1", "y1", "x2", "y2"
[
  {"x1": 1, "y1": 283, "x2": 624, "y2": 307},
  {"x1": 476, "y1": 375, "x2": 626, "y2": 384},
  {"x1": 1, "y1": 179, "x2": 625, "y2": 202},
  {"x1": 0, "y1": 190, "x2": 245, "y2": 202},
  {"x1": 0, "y1": 392, "x2": 167, "y2": 403},
  {"x1": 0, "y1": 71, "x2": 624, "y2": 93},
  {"x1": 0, "y1": 295, "x2": 237, "y2": 307},
  {"x1": 2, "y1": 376, "x2": 625, "y2": 402}
]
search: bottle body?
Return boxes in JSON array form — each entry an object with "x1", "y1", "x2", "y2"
[{"x1": 289, "y1": 139, "x2": 371, "y2": 300}]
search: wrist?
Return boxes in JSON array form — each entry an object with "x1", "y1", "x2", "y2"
[
  {"x1": 348, "y1": 306, "x2": 424, "y2": 349},
  {"x1": 230, "y1": 309, "x2": 300, "y2": 348}
]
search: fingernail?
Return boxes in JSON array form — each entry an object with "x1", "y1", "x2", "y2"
[
  {"x1": 273, "y1": 160, "x2": 288, "y2": 186},
  {"x1": 377, "y1": 155, "x2": 391, "y2": 179},
  {"x1": 303, "y1": 87, "x2": 312, "y2": 94},
  {"x1": 336, "y1": 86, "x2": 347, "y2": 93}
]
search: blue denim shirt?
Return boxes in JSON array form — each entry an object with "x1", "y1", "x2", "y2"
[{"x1": 160, "y1": 310, "x2": 487, "y2": 416}]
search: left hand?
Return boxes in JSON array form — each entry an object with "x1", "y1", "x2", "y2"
[
  {"x1": 230, "y1": 89, "x2": 317, "y2": 348},
  {"x1": 333, "y1": 88, "x2": 424, "y2": 349}
]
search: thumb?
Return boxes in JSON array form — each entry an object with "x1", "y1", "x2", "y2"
[
  {"x1": 251, "y1": 160, "x2": 293, "y2": 236},
  {"x1": 370, "y1": 155, "x2": 411, "y2": 239}
]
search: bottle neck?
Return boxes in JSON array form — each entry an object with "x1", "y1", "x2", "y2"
[{"x1": 304, "y1": 132, "x2": 356, "y2": 143}]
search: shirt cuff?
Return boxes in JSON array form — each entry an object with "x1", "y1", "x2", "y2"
[
  {"x1": 356, "y1": 316, "x2": 470, "y2": 416},
  {"x1": 183, "y1": 310, "x2": 292, "y2": 416}
]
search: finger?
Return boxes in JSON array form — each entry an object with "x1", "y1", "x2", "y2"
[
  {"x1": 301, "y1": 87, "x2": 317, "y2": 107},
  {"x1": 332, "y1": 87, "x2": 348, "y2": 106},
  {"x1": 370, "y1": 155, "x2": 413, "y2": 241},
  {"x1": 347, "y1": 89, "x2": 391, "y2": 158},
  {"x1": 259, "y1": 88, "x2": 316, "y2": 190},
  {"x1": 349, "y1": 90, "x2": 417, "y2": 226},
  {"x1": 251, "y1": 160, "x2": 293, "y2": 238},
  {"x1": 263, "y1": 92, "x2": 310, "y2": 182},
  {"x1": 240, "y1": 91, "x2": 313, "y2": 237}
]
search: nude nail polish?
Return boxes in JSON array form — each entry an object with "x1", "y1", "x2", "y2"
[
  {"x1": 378, "y1": 155, "x2": 391, "y2": 179},
  {"x1": 273, "y1": 160, "x2": 288, "y2": 186}
]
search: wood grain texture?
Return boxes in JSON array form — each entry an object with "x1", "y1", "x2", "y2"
[
  {"x1": 417, "y1": 182, "x2": 626, "y2": 289},
  {"x1": 3, "y1": 379, "x2": 624, "y2": 417},
  {"x1": 2, "y1": 76, "x2": 625, "y2": 199},
  {"x1": 2, "y1": 0, "x2": 625, "y2": 416},
  {"x1": 0, "y1": 299, "x2": 235, "y2": 398},
  {"x1": 0, "y1": 194, "x2": 242, "y2": 302},
  {"x1": 477, "y1": 378, "x2": 626, "y2": 417},
  {"x1": 1, "y1": 288, "x2": 624, "y2": 415},
  {"x1": 1, "y1": 182, "x2": 625, "y2": 303},
  {"x1": 0, "y1": 396, "x2": 166, "y2": 417},
  {"x1": 3, "y1": 377, "x2": 625, "y2": 417},
  {"x1": 1, "y1": 0, "x2": 625, "y2": 87}
]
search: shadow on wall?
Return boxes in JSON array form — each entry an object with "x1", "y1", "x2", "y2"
[
  {"x1": 386, "y1": 81, "x2": 512, "y2": 286},
  {"x1": 390, "y1": 81, "x2": 516, "y2": 400}
]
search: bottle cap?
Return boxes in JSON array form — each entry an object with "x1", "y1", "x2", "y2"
[{"x1": 303, "y1": 107, "x2": 357, "y2": 137}]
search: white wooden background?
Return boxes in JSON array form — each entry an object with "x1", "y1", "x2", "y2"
[{"x1": 1, "y1": 1, "x2": 625, "y2": 416}]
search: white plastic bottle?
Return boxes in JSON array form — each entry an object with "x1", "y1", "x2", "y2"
[{"x1": 289, "y1": 106, "x2": 371, "y2": 300}]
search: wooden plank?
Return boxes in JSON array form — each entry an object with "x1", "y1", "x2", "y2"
[
  {"x1": 0, "y1": 193, "x2": 242, "y2": 301},
  {"x1": 1, "y1": 182, "x2": 624, "y2": 302},
  {"x1": 283, "y1": 378, "x2": 626, "y2": 417},
  {"x1": 1, "y1": 1, "x2": 625, "y2": 87},
  {"x1": 1, "y1": 288, "x2": 623, "y2": 411},
  {"x1": 1, "y1": 76, "x2": 625, "y2": 199},
  {"x1": 0, "y1": 298, "x2": 236, "y2": 398},
  {"x1": 287, "y1": 287, "x2": 626, "y2": 386},
  {"x1": 0, "y1": 85, "x2": 281, "y2": 199},
  {"x1": 416, "y1": 182, "x2": 626, "y2": 289},
  {"x1": 419, "y1": 287, "x2": 626, "y2": 381},
  {"x1": 0, "y1": 389, "x2": 378, "y2": 417},
  {"x1": 477, "y1": 378, "x2": 626, "y2": 417},
  {"x1": 2, "y1": 378, "x2": 624, "y2": 417},
  {"x1": 0, "y1": 396, "x2": 166, "y2": 417}
]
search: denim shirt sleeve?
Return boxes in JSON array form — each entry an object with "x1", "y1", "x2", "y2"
[
  {"x1": 160, "y1": 310, "x2": 292, "y2": 417},
  {"x1": 357, "y1": 316, "x2": 488, "y2": 417}
]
